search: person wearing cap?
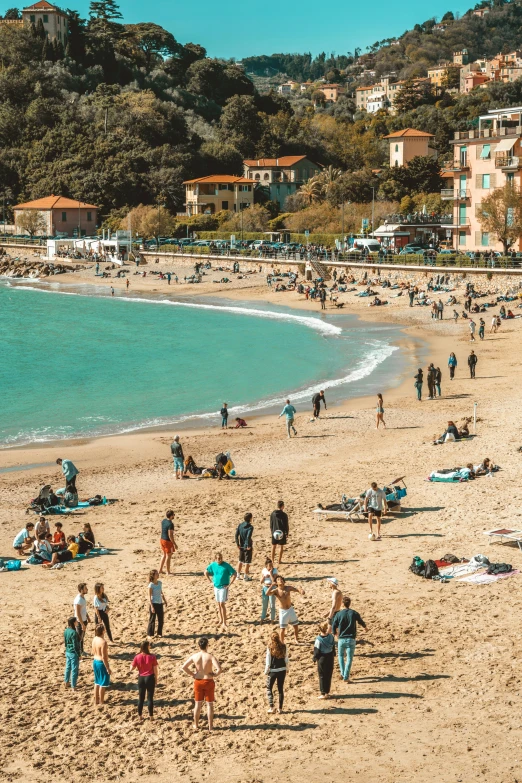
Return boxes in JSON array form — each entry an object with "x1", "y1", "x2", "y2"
[
  {"x1": 326, "y1": 578, "x2": 343, "y2": 628},
  {"x1": 170, "y1": 436, "x2": 185, "y2": 480}
]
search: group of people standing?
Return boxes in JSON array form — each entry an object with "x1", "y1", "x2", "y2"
[{"x1": 414, "y1": 350, "x2": 479, "y2": 400}]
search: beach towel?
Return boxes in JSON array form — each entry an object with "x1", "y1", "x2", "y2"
[
  {"x1": 428, "y1": 468, "x2": 472, "y2": 482},
  {"x1": 438, "y1": 562, "x2": 483, "y2": 579},
  {"x1": 457, "y1": 569, "x2": 520, "y2": 585}
]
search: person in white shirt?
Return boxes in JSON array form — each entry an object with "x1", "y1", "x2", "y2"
[
  {"x1": 93, "y1": 582, "x2": 113, "y2": 642},
  {"x1": 364, "y1": 482, "x2": 388, "y2": 540},
  {"x1": 35, "y1": 534, "x2": 53, "y2": 562},
  {"x1": 74, "y1": 583, "x2": 89, "y2": 654},
  {"x1": 259, "y1": 558, "x2": 278, "y2": 622}
]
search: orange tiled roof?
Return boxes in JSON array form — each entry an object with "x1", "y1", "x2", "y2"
[
  {"x1": 14, "y1": 195, "x2": 98, "y2": 209},
  {"x1": 383, "y1": 128, "x2": 434, "y2": 138},
  {"x1": 183, "y1": 175, "x2": 255, "y2": 184},
  {"x1": 243, "y1": 156, "x2": 309, "y2": 167},
  {"x1": 23, "y1": 0, "x2": 63, "y2": 9}
]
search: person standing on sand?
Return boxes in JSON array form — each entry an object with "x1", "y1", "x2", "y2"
[
  {"x1": 181, "y1": 637, "x2": 222, "y2": 731},
  {"x1": 56, "y1": 457, "x2": 79, "y2": 494},
  {"x1": 326, "y1": 578, "x2": 343, "y2": 626},
  {"x1": 266, "y1": 575, "x2": 305, "y2": 643},
  {"x1": 235, "y1": 512, "x2": 254, "y2": 581},
  {"x1": 220, "y1": 402, "x2": 229, "y2": 429},
  {"x1": 427, "y1": 364, "x2": 436, "y2": 400},
  {"x1": 93, "y1": 582, "x2": 113, "y2": 643},
  {"x1": 435, "y1": 367, "x2": 442, "y2": 397},
  {"x1": 126, "y1": 278, "x2": 130, "y2": 290},
  {"x1": 279, "y1": 399, "x2": 297, "y2": 438},
  {"x1": 312, "y1": 390, "x2": 327, "y2": 420},
  {"x1": 469, "y1": 319, "x2": 476, "y2": 342},
  {"x1": 448, "y1": 353, "x2": 457, "y2": 380},
  {"x1": 147, "y1": 570, "x2": 167, "y2": 639},
  {"x1": 130, "y1": 640, "x2": 158, "y2": 721},
  {"x1": 468, "y1": 350, "x2": 478, "y2": 379},
  {"x1": 313, "y1": 622, "x2": 335, "y2": 699},
  {"x1": 490, "y1": 314, "x2": 497, "y2": 334},
  {"x1": 270, "y1": 500, "x2": 289, "y2": 565},
  {"x1": 111, "y1": 286, "x2": 114, "y2": 297},
  {"x1": 92, "y1": 623, "x2": 111, "y2": 706},
  {"x1": 159, "y1": 509, "x2": 177, "y2": 575},
  {"x1": 64, "y1": 616, "x2": 80, "y2": 691},
  {"x1": 376, "y1": 393, "x2": 386, "y2": 429},
  {"x1": 260, "y1": 557, "x2": 278, "y2": 622},
  {"x1": 265, "y1": 629, "x2": 288, "y2": 714},
  {"x1": 205, "y1": 552, "x2": 237, "y2": 631},
  {"x1": 332, "y1": 596, "x2": 366, "y2": 683},
  {"x1": 364, "y1": 482, "x2": 388, "y2": 540},
  {"x1": 479, "y1": 317, "x2": 485, "y2": 340},
  {"x1": 170, "y1": 435, "x2": 184, "y2": 480},
  {"x1": 74, "y1": 583, "x2": 89, "y2": 655},
  {"x1": 414, "y1": 368, "x2": 423, "y2": 401}
]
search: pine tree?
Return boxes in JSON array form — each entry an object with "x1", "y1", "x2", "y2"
[{"x1": 89, "y1": 0, "x2": 122, "y2": 22}]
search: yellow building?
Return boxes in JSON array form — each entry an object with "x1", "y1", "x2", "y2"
[
  {"x1": 384, "y1": 128, "x2": 436, "y2": 167},
  {"x1": 183, "y1": 175, "x2": 256, "y2": 216},
  {"x1": 22, "y1": 0, "x2": 68, "y2": 43}
]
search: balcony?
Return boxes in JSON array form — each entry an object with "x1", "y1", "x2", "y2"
[
  {"x1": 494, "y1": 155, "x2": 522, "y2": 169},
  {"x1": 440, "y1": 217, "x2": 470, "y2": 226},
  {"x1": 384, "y1": 213, "x2": 453, "y2": 226},
  {"x1": 441, "y1": 188, "x2": 471, "y2": 199},
  {"x1": 453, "y1": 125, "x2": 522, "y2": 141}
]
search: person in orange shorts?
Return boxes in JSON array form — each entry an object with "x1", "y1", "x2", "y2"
[
  {"x1": 181, "y1": 637, "x2": 222, "y2": 731},
  {"x1": 159, "y1": 510, "x2": 176, "y2": 575}
]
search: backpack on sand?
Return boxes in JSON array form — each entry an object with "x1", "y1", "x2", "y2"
[{"x1": 424, "y1": 560, "x2": 439, "y2": 579}]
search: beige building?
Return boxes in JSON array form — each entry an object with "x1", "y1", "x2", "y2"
[
  {"x1": 243, "y1": 155, "x2": 321, "y2": 209},
  {"x1": 13, "y1": 195, "x2": 98, "y2": 237},
  {"x1": 314, "y1": 84, "x2": 345, "y2": 103},
  {"x1": 355, "y1": 76, "x2": 405, "y2": 114},
  {"x1": 183, "y1": 175, "x2": 256, "y2": 216},
  {"x1": 443, "y1": 106, "x2": 522, "y2": 251},
  {"x1": 22, "y1": 0, "x2": 68, "y2": 43},
  {"x1": 384, "y1": 128, "x2": 435, "y2": 167}
]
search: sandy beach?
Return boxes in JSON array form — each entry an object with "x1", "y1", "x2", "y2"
[{"x1": 2, "y1": 261, "x2": 522, "y2": 783}]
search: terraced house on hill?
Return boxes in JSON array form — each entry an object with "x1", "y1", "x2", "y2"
[{"x1": 443, "y1": 106, "x2": 522, "y2": 251}]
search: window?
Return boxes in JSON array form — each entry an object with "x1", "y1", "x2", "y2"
[
  {"x1": 254, "y1": 173, "x2": 260, "y2": 180},
  {"x1": 459, "y1": 146, "x2": 467, "y2": 166},
  {"x1": 240, "y1": 185, "x2": 251, "y2": 192},
  {"x1": 87, "y1": 211, "x2": 92, "y2": 222},
  {"x1": 263, "y1": 173, "x2": 269, "y2": 180},
  {"x1": 482, "y1": 173, "x2": 490, "y2": 189},
  {"x1": 43, "y1": 14, "x2": 48, "y2": 22},
  {"x1": 481, "y1": 232, "x2": 489, "y2": 247},
  {"x1": 459, "y1": 203, "x2": 467, "y2": 224},
  {"x1": 394, "y1": 161, "x2": 399, "y2": 167},
  {"x1": 395, "y1": 144, "x2": 399, "y2": 152},
  {"x1": 30, "y1": 14, "x2": 35, "y2": 22},
  {"x1": 480, "y1": 144, "x2": 490, "y2": 159},
  {"x1": 507, "y1": 173, "x2": 515, "y2": 184},
  {"x1": 61, "y1": 212, "x2": 67, "y2": 221},
  {"x1": 459, "y1": 231, "x2": 466, "y2": 247},
  {"x1": 221, "y1": 201, "x2": 229, "y2": 210}
]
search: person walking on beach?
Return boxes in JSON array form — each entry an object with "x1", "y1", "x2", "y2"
[
  {"x1": 427, "y1": 363, "x2": 437, "y2": 400},
  {"x1": 64, "y1": 616, "x2": 80, "y2": 691},
  {"x1": 205, "y1": 552, "x2": 237, "y2": 631},
  {"x1": 326, "y1": 578, "x2": 343, "y2": 626},
  {"x1": 490, "y1": 314, "x2": 497, "y2": 334},
  {"x1": 74, "y1": 583, "x2": 89, "y2": 655},
  {"x1": 435, "y1": 367, "x2": 442, "y2": 397},
  {"x1": 147, "y1": 570, "x2": 167, "y2": 639},
  {"x1": 376, "y1": 393, "x2": 386, "y2": 429},
  {"x1": 170, "y1": 435, "x2": 184, "y2": 480},
  {"x1": 279, "y1": 399, "x2": 297, "y2": 438},
  {"x1": 266, "y1": 575, "x2": 305, "y2": 643},
  {"x1": 111, "y1": 286, "x2": 115, "y2": 297},
  {"x1": 319, "y1": 287, "x2": 327, "y2": 310},
  {"x1": 437, "y1": 299, "x2": 444, "y2": 320},
  {"x1": 93, "y1": 582, "x2": 113, "y2": 643},
  {"x1": 92, "y1": 623, "x2": 111, "y2": 706},
  {"x1": 313, "y1": 622, "x2": 335, "y2": 699},
  {"x1": 479, "y1": 317, "x2": 485, "y2": 340},
  {"x1": 130, "y1": 640, "x2": 158, "y2": 721},
  {"x1": 265, "y1": 629, "x2": 288, "y2": 713},
  {"x1": 332, "y1": 596, "x2": 366, "y2": 683},
  {"x1": 235, "y1": 512, "x2": 254, "y2": 581},
  {"x1": 364, "y1": 482, "x2": 388, "y2": 540},
  {"x1": 270, "y1": 500, "x2": 289, "y2": 565},
  {"x1": 181, "y1": 637, "x2": 222, "y2": 731},
  {"x1": 448, "y1": 352, "x2": 457, "y2": 380},
  {"x1": 409, "y1": 287, "x2": 415, "y2": 307},
  {"x1": 56, "y1": 458, "x2": 79, "y2": 493},
  {"x1": 468, "y1": 350, "x2": 478, "y2": 379},
  {"x1": 469, "y1": 319, "x2": 476, "y2": 342},
  {"x1": 260, "y1": 557, "x2": 278, "y2": 623},
  {"x1": 220, "y1": 402, "x2": 229, "y2": 429},
  {"x1": 312, "y1": 390, "x2": 327, "y2": 420},
  {"x1": 159, "y1": 509, "x2": 176, "y2": 575}
]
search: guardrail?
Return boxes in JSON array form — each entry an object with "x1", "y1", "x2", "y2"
[{"x1": 0, "y1": 236, "x2": 45, "y2": 246}]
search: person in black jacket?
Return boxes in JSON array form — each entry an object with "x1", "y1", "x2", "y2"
[
  {"x1": 312, "y1": 390, "x2": 327, "y2": 419},
  {"x1": 270, "y1": 501, "x2": 289, "y2": 565},
  {"x1": 235, "y1": 512, "x2": 254, "y2": 581},
  {"x1": 332, "y1": 596, "x2": 366, "y2": 682},
  {"x1": 414, "y1": 368, "x2": 423, "y2": 401},
  {"x1": 427, "y1": 363, "x2": 436, "y2": 399},
  {"x1": 468, "y1": 350, "x2": 478, "y2": 379},
  {"x1": 313, "y1": 621, "x2": 335, "y2": 699}
]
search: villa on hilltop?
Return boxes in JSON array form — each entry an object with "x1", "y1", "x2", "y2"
[{"x1": 0, "y1": 1, "x2": 68, "y2": 42}]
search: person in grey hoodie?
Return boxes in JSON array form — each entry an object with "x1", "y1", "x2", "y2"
[
  {"x1": 279, "y1": 399, "x2": 297, "y2": 438},
  {"x1": 235, "y1": 512, "x2": 254, "y2": 581}
]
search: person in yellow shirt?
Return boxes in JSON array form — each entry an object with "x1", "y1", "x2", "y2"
[{"x1": 43, "y1": 536, "x2": 79, "y2": 568}]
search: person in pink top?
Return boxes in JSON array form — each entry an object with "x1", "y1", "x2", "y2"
[{"x1": 129, "y1": 641, "x2": 159, "y2": 720}]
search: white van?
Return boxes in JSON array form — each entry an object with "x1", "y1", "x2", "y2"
[{"x1": 352, "y1": 238, "x2": 381, "y2": 253}]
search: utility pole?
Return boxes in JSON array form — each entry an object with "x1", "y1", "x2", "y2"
[
  {"x1": 371, "y1": 187, "x2": 375, "y2": 236},
  {"x1": 78, "y1": 198, "x2": 81, "y2": 240}
]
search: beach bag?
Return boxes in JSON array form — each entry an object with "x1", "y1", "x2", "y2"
[
  {"x1": 6, "y1": 559, "x2": 22, "y2": 571},
  {"x1": 409, "y1": 556, "x2": 425, "y2": 577},
  {"x1": 487, "y1": 563, "x2": 512, "y2": 575},
  {"x1": 443, "y1": 554, "x2": 460, "y2": 564},
  {"x1": 424, "y1": 560, "x2": 439, "y2": 579}
]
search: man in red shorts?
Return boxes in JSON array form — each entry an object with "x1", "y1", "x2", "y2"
[
  {"x1": 159, "y1": 510, "x2": 176, "y2": 575},
  {"x1": 181, "y1": 637, "x2": 222, "y2": 731}
]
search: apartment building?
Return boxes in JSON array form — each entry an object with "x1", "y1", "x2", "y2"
[
  {"x1": 243, "y1": 155, "x2": 321, "y2": 209},
  {"x1": 459, "y1": 50, "x2": 522, "y2": 92},
  {"x1": 355, "y1": 76, "x2": 402, "y2": 113},
  {"x1": 443, "y1": 106, "x2": 522, "y2": 251},
  {"x1": 277, "y1": 81, "x2": 301, "y2": 95},
  {"x1": 314, "y1": 84, "x2": 345, "y2": 103},
  {"x1": 183, "y1": 176, "x2": 256, "y2": 216}
]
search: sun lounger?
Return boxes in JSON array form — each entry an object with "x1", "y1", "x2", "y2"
[{"x1": 483, "y1": 528, "x2": 522, "y2": 551}]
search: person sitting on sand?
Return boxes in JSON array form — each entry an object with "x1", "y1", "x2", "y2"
[
  {"x1": 234, "y1": 417, "x2": 247, "y2": 428},
  {"x1": 184, "y1": 456, "x2": 203, "y2": 476},
  {"x1": 433, "y1": 421, "x2": 461, "y2": 445},
  {"x1": 77, "y1": 522, "x2": 95, "y2": 554},
  {"x1": 35, "y1": 516, "x2": 50, "y2": 541},
  {"x1": 34, "y1": 533, "x2": 54, "y2": 563},
  {"x1": 53, "y1": 521, "x2": 66, "y2": 550},
  {"x1": 13, "y1": 522, "x2": 35, "y2": 555},
  {"x1": 474, "y1": 457, "x2": 496, "y2": 475},
  {"x1": 42, "y1": 535, "x2": 79, "y2": 568}
]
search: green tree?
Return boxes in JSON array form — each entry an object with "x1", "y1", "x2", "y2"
[
  {"x1": 123, "y1": 23, "x2": 180, "y2": 70},
  {"x1": 217, "y1": 95, "x2": 262, "y2": 157},
  {"x1": 65, "y1": 9, "x2": 87, "y2": 61},
  {"x1": 478, "y1": 184, "x2": 522, "y2": 254},
  {"x1": 394, "y1": 79, "x2": 436, "y2": 112},
  {"x1": 3, "y1": 7, "x2": 21, "y2": 18},
  {"x1": 89, "y1": 0, "x2": 122, "y2": 23},
  {"x1": 16, "y1": 209, "x2": 47, "y2": 237}
]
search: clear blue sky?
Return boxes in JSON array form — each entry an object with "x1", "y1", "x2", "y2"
[{"x1": 35, "y1": 0, "x2": 473, "y2": 60}]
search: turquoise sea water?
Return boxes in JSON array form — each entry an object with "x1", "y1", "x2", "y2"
[{"x1": 0, "y1": 281, "x2": 419, "y2": 447}]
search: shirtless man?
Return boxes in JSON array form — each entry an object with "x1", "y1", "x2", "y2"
[
  {"x1": 92, "y1": 624, "x2": 111, "y2": 707},
  {"x1": 181, "y1": 637, "x2": 222, "y2": 731},
  {"x1": 326, "y1": 578, "x2": 343, "y2": 628},
  {"x1": 266, "y1": 575, "x2": 305, "y2": 643}
]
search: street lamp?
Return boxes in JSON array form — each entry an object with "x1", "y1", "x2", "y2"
[{"x1": 371, "y1": 187, "x2": 375, "y2": 236}]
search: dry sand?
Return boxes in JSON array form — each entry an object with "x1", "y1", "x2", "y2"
[{"x1": 2, "y1": 265, "x2": 522, "y2": 783}]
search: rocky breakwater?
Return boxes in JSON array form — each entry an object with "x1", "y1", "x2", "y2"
[{"x1": 0, "y1": 257, "x2": 83, "y2": 279}]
